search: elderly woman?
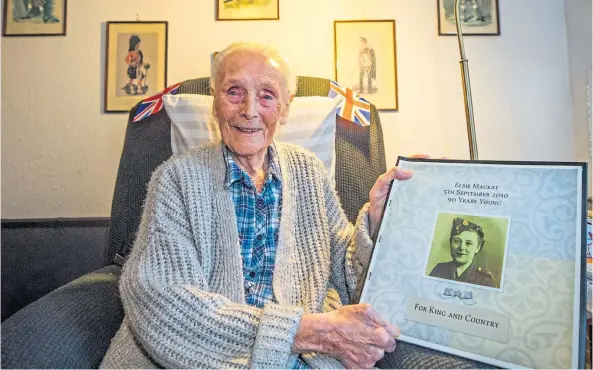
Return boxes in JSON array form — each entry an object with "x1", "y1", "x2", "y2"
[{"x1": 100, "y1": 43, "x2": 414, "y2": 369}]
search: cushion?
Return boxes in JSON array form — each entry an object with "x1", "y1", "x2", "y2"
[{"x1": 163, "y1": 93, "x2": 343, "y2": 185}]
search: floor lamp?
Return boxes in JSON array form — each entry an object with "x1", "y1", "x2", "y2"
[{"x1": 455, "y1": 0, "x2": 479, "y2": 160}]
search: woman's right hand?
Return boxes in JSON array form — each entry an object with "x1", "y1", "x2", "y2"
[{"x1": 292, "y1": 304, "x2": 399, "y2": 369}]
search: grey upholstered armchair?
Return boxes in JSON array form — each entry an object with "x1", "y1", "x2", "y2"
[{"x1": 1, "y1": 76, "x2": 492, "y2": 369}]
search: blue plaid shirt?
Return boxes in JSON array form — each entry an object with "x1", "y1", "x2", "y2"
[
  {"x1": 223, "y1": 144, "x2": 283, "y2": 308},
  {"x1": 223, "y1": 145, "x2": 309, "y2": 369}
]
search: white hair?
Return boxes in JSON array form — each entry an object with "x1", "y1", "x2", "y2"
[{"x1": 210, "y1": 42, "x2": 297, "y2": 98}]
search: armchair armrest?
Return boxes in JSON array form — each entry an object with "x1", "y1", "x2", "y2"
[
  {"x1": 377, "y1": 341, "x2": 497, "y2": 369},
  {"x1": 0, "y1": 262, "x2": 498, "y2": 369},
  {"x1": 1, "y1": 265, "x2": 123, "y2": 369}
]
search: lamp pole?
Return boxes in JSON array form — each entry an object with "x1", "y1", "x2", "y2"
[{"x1": 454, "y1": 0, "x2": 479, "y2": 160}]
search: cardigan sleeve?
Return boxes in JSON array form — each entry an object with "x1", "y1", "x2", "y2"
[
  {"x1": 119, "y1": 162, "x2": 303, "y2": 369},
  {"x1": 323, "y1": 176, "x2": 375, "y2": 304}
]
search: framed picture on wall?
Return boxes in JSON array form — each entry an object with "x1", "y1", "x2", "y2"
[
  {"x1": 104, "y1": 21, "x2": 168, "y2": 113},
  {"x1": 216, "y1": 0, "x2": 279, "y2": 21},
  {"x1": 3, "y1": 0, "x2": 67, "y2": 36},
  {"x1": 437, "y1": 0, "x2": 500, "y2": 36},
  {"x1": 334, "y1": 20, "x2": 398, "y2": 111}
]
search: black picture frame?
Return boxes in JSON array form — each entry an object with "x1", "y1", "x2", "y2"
[
  {"x1": 216, "y1": 0, "x2": 280, "y2": 21},
  {"x1": 333, "y1": 19, "x2": 399, "y2": 111},
  {"x1": 3, "y1": 0, "x2": 67, "y2": 37},
  {"x1": 103, "y1": 21, "x2": 169, "y2": 113},
  {"x1": 357, "y1": 156, "x2": 587, "y2": 369},
  {"x1": 437, "y1": 0, "x2": 500, "y2": 36}
]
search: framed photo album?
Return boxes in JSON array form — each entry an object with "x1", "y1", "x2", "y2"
[
  {"x1": 216, "y1": 0, "x2": 279, "y2": 21},
  {"x1": 359, "y1": 158, "x2": 587, "y2": 369},
  {"x1": 334, "y1": 20, "x2": 398, "y2": 111},
  {"x1": 437, "y1": 0, "x2": 500, "y2": 36},
  {"x1": 104, "y1": 21, "x2": 168, "y2": 113},
  {"x1": 3, "y1": 0, "x2": 67, "y2": 36}
]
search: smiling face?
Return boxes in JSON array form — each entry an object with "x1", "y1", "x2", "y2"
[
  {"x1": 449, "y1": 230, "x2": 482, "y2": 266},
  {"x1": 213, "y1": 50, "x2": 290, "y2": 159}
]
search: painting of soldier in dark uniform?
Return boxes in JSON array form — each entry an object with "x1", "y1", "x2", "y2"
[
  {"x1": 425, "y1": 213, "x2": 510, "y2": 290},
  {"x1": 334, "y1": 20, "x2": 398, "y2": 110},
  {"x1": 437, "y1": 0, "x2": 500, "y2": 36},
  {"x1": 357, "y1": 37, "x2": 376, "y2": 94}
]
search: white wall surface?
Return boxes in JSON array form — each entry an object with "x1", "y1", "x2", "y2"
[
  {"x1": 564, "y1": 0, "x2": 592, "y2": 184},
  {"x1": 1, "y1": 0, "x2": 587, "y2": 218}
]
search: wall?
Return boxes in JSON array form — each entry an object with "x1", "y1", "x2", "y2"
[
  {"x1": 1, "y1": 0, "x2": 585, "y2": 218},
  {"x1": 564, "y1": 0, "x2": 592, "y2": 191}
]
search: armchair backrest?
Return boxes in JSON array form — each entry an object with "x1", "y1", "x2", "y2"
[{"x1": 105, "y1": 76, "x2": 386, "y2": 265}]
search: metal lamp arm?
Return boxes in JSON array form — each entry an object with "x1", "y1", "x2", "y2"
[{"x1": 454, "y1": 0, "x2": 479, "y2": 160}]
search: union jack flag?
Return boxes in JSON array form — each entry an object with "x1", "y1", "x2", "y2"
[
  {"x1": 328, "y1": 80, "x2": 371, "y2": 127},
  {"x1": 132, "y1": 82, "x2": 183, "y2": 123}
]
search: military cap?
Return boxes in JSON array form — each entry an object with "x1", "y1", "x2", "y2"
[{"x1": 450, "y1": 217, "x2": 484, "y2": 240}]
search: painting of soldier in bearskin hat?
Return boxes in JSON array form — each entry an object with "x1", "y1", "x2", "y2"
[
  {"x1": 122, "y1": 35, "x2": 151, "y2": 96},
  {"x1": 113, "y1": 28, "x2": 160, "y2": 98},
  {"x1": 425, "y1": 213, "x2": 510, "y2": 290},
  {"x1": 104, "y1": 21, "x2": 168, "y2": 112}
]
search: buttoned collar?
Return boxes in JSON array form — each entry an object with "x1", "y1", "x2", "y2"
[{"x1": 223, "y1": 143, "x2": 282, "y2": 189}]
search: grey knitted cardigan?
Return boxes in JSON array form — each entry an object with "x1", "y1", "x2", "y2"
[{"x1": 100, "y1": 142, "x2": 375, "y2": 369}]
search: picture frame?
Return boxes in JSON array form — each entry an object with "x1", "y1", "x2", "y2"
[
  {"x1": 358, "y1": 156, "x2": 588, "y2": 369},
  {"x1": 437, "y1": 0, "x2": 500, "y2": 36},
  {"x1": 3, "y1": 0, "x2": 67, "y2": 37},
  {"x1": 334, "y1": 20, "x2": 398, "y2": 111},
  {"x1": 104, "y1": 21, "x2": 168, "y2": 113},
  {"x1": 216, "y1": 0, "x2": 279, "y2": 21}
]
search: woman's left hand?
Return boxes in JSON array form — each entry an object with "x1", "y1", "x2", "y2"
[{"x1": 368, "y1": 155, "x2": 430, "y2": 237}]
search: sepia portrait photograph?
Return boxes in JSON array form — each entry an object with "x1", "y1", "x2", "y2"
[
  {"x1": 3, "y1": 0, "x2": 67, "y2": 36},
  {"x1": 334, "y1": 20, "x2": 398, "y2": 111},
  {"x1": 437, "y1": 0, "x2": 500, "y2": 36},
  {"x1": 104, "y1": 22, "x2": 168, "y2": 113},
  {"x1": 424, "y1": 212, "x2": 510, "y2": 290},
  {"x1": 217, "y1": 0, "x2": 279, "y2": 21}
]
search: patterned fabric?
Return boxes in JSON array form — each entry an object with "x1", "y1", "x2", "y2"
[
  {"x1": 223, "y1": 144, "x2": 309, "y2": 369},
  {"x1": 222, "y1": 144, "x2": 283, "y2": 308},
  {"x1": 163, "y1": 94, "x2": 341, "y2": 186},
  {"x1": 328, "y1": 80, "x2": 371, "y2": 127},
  {"x1": 132, "y1": 82, "x2": 182, "y2": 123}
]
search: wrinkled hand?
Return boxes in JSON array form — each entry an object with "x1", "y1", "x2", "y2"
[
  {"x1": 368, "y1": 154, "x2": 430, "y2": 236},
  {"x1": 293, "y1": 304, "x2": 399, "y2": 369},
  {"x1": 323, "y1": 304, "x2": 399, "y2": 368}
]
